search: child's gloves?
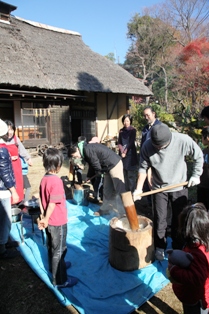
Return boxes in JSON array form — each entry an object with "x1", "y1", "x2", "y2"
[{"x1": 188, "y1": 176, "x2": 200, "y2": 187}]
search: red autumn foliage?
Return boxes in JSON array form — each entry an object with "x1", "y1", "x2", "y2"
[
  {"x1": 179, "y1": 38, "x2": 208, "y2": 62},
  {"x1": 173, "y1": 38, "x2": 209, "y2": 106},
  {"x1": 178, "y1": 38, "x2": 209, "y2": 71}
]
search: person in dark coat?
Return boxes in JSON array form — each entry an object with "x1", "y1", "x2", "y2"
[
  {"x1": 68, "y1": 140, "x2": 126, "y2": 216},
  {"x1": 197, "y1": 127, "x2": 209, "y2": 210},
  {"x1": 140, "y1": 106, "x2": 162, "y2": 205},
  {"x1": 87, "y1": 137, "x2": 103, "y2": 202},
  {"x1": 201, "y1": 106, "x2": 209, "y2": 126},
  {"x1": 118, "y1": 114, "x2": 138, "y2": 192},
  {"x1": 140, "y1": 106, "x2": 161, "y2": 148}
]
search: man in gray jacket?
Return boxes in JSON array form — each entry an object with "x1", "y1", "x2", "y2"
[{"x1": 133, "y1": 123, "x2": 203, "y2": 260}]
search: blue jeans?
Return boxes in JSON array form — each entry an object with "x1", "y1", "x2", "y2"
[
  {"x1": 46, "y1": 224, "x2": 68, "y2": 286},
  {"x1": 0, "y1": 197, "x2": 12, "y2": 245}
]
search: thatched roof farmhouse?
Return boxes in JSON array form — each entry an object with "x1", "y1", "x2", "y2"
[{"x1": 0, "y1": 1, "x2": 152, "y2": 147}]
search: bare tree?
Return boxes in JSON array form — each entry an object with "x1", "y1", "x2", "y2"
[{"x1": 147, "y1": 0, "x2": 209, "y2": 46}]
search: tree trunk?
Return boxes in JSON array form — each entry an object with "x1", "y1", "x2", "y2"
[{"x1": 161, "y1": 66, "x2": 168, "y2": 111}]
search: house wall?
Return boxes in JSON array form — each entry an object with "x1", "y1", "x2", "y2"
[
  {"x1": 1, "y1": 92, "x2": 127, "y2": 145},
  {"x1": 96, "y1": 93, "x2": 126, "y2": 141},
  {"x1": 117, "y1": 94, "x2": 127, "y2": 129}
]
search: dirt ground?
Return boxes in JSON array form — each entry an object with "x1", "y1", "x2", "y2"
[{"x1": 0, "y1": 155, "x2": 184, "y2": 314}]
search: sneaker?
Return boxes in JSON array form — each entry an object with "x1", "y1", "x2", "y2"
[
  {"x1": 55, "y1": 276, "x2": 78, "y2": 289},
  {"x1": 5, "y1": 241, "x2": 20, "y2": 249},
  {"x1": 155, "y1": 248, "x2": 165, "y2": 261},
  {"x1": 0, "y1": 250, "x2": 20, "y2": 259}
]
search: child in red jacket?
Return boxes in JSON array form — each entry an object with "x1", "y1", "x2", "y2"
[{"x1": 169, "y1": 203, "x2": 209, "y2": 314}]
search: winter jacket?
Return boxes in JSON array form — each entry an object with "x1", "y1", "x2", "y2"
[
  {"x1": 170, "y1": 244, "x2": 209, "y2": 309},
  {"x1": 0, "y1": 144, "x2": 15, "y2": 190},
  {"x1": 82, "y1": 143, "x2": 121, "y2": 174}
]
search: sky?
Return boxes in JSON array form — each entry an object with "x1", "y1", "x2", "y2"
[{"x1": 9, "y1": 0, "x2": 160, "y2": 64}]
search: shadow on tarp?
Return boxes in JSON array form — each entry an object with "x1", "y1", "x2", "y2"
[{"x1": 10, "y1": 200, "x2": 169, "y2": 314}]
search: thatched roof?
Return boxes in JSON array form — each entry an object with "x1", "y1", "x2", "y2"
[{"x1": 0, "y1": 16, "x2": 152, "y2": 96}]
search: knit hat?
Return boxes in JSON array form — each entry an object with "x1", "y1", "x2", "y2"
[
  {"x1": 0, "y1": 119, "x2": 8, "y2": 137},
  {"x1": 151, "y1": 123, "x2": 172, "y2": 147}
]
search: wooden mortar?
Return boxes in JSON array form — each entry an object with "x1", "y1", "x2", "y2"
[{"x1": 121, "y1": 191, "x2": 139, "y2": 231}]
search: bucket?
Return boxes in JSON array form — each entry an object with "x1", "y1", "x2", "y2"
[
  {"x1": 109, "y1": 215, "x2": 155, "y2": 271},
  {"x1": 11, "y1": 207, "x2": 21, "y2": 223},
  {"x1": 72, "y1": 184, "x2": 90, "y2": 206},
  {"x1": 24, "y1": 199, "x2": 41, "y2": 224}
]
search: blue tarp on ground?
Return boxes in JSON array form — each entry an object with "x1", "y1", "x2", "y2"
[{"x1": 10, "y1": 201, "x2": 169, "y2": 314}]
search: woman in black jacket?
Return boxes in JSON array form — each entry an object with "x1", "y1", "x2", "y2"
[{"x1": 118, "y1": 114, "x2": 138, "y2": 192}]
